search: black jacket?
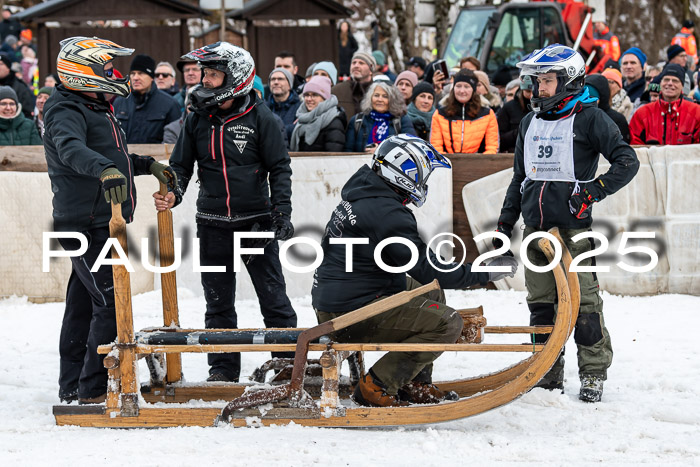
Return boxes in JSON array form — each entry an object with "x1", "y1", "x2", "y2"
[
  {"x1": 311, "y1": 165, "x2": 489, "y2": 313},
  {"x1": 169, "y1": 92, "x2": 292, "y2": 226},
  {"x1": 0, "y1": 72, "x2": 34, "y2": 119},
  {"x1": 43, "y1": 85, "x2": 155, "y2": 231},
  {"x1": 624, "y1": 76, "x2": 646, "y2": 104},
  {"x1": 497, "y1": 100, "x2": 639, "y2": 231},
  {"x1": 496, "y1": 90, "x2": 531, "y2": 153},
  {"x1": 586, "y1": 74, "x2": 630, "y2": 143},
  {"x1": 113, "y1": 83, "x2": 181, "y2": 144},
  {"x1": 296, "y1": 112, "x2": 347, "y2": 152}
]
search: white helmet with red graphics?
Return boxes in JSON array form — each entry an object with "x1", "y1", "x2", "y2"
[{"x1": 181, "y1": 41, "x2": 255, "y2": 110}]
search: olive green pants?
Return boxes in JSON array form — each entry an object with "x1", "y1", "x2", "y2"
[
  {"x1": 315, "y1": 277, "x2": 463, "y2": 395},
  {"x1": 524, "y1": 226, "x2": 613, "y2": 380}
]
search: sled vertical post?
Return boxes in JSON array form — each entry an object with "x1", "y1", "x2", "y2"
[
  {"x1": 157, "y1": 180, "x2": 182, "y2": 383},
  {"x1": 104, "y1": 355, "x2": 120, "y2": 410},
  {"x1": 109, "y1": 202, "x2": 139, "y2": 416},
  {"x1": 319, "y1": 349, "x2": 341, "y2": 411}
]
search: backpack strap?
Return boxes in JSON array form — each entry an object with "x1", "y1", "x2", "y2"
[{"x1": 392, "y1": 117, "x2": 401, "y2": 135}]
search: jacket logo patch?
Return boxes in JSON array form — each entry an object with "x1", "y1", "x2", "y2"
[{"x1": 234, "y1": 140, "x2": 247, "y2": 153}]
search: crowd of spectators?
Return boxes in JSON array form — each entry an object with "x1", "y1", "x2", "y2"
[{"x1": 3, "y1": 9, "x2": 700, "y2": 150}]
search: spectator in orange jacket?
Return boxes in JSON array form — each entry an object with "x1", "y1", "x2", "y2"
[
  {"x1": 593, "y1": 21, "x2": 621, "y2": 62},
  {"x1": 430, "y1": 70, "x2": 499, "y2": 154},
  {"x1": 671, "y1": 19, "x2": 697, "y2": 70},
  {"x1": 629, "y1": 64, "x2": 700, "y2": 145}
]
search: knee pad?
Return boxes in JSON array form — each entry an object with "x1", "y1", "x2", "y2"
[
  {"x1": 574, "y1": 312, "x2": 604, "y2": 346},
  {"x1": 528, "y1": 303, "x2": 555, "y2": 344}
]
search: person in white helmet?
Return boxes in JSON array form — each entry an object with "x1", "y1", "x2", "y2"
[
  {"x1": 154, "y1": 42, "x2": 297, "y2": 383},
  {"x1": 44, "y1": 36, "x2": 177, "y2": 404},
  {"x1": 312, "y1": 134, "x2": 518, "y2": 407},
  {"x1": 493, "y1": 44, "x2": 639, "y2": 403}
]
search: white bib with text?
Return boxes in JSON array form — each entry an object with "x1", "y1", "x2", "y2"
[{"x1": 523, "y1": 114, "x2": 576, "y2": 182}]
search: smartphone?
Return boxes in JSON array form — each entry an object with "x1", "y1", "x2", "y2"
[{"x1": 432, "y1": 59, "x2": 448, "y2": 77}]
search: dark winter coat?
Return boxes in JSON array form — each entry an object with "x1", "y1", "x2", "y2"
[
  {"x1": 497, "y1": 100, "x2": 639, "y2": 231},
  {"x1": 332, "y1": 79, "x2": 371, "y2": 122},
  {"x1": 586, "y1": 74, "x2": 630, "y2": 144},
  {"x1": 623, "y1": 76, "x2": 646, "y2": 104},
  {"x1": 0, "y1": 72, "x2": 34, "y2": 119},
  {"x1": 344, "y1": 113, "x2": 415, "y2": 152},
  {"x1": 169, "y1": 91, "x2": 293, "y2": 226},
  {"x1": 311, "y1": 165, "x2": 489, "y2": 314},
  {"x1": 265, "y1": 90, "x2": 301, "y2": 143},
  {"x1": 295, "y1": 111, "x2": 347, "y2": 152},
  {"x1": 0, "y1": 107, "x2": 41, "y2": 145},
  {"x1": 43, "y1": 85, "x2": 156, "y2": 231},
  {"x1": 113, "y1": 83, "x2": 181, "y2": 144},
  {"x1": 338, "y1": 31, "x2": 358, "y2": 77},
  {"x1": 496, "y1": 90, "x2": 531, "y2": 152},
  {"x1": 0, "y1": 18, "x2": 21, "y2": 43}
]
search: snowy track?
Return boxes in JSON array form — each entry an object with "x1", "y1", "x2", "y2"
[{"x1": 1, "y1": 289, "x2": 698, "y2": 465}]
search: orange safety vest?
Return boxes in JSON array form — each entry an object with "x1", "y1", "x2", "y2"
[
  {"x1": 671, "y1": 27, "x2": 698, "y2": 63},
  {"x1": 593, "y1": 25, "x2": 621, "y2": 61}
]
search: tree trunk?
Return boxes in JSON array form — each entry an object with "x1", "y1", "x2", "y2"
[{"x1": 434, "y1": 0, "x2": 452, "y2": 56}]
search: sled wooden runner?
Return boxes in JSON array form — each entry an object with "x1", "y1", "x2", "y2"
[{"x1": 53, "y1": 203, "x2": 578, "y2": 428}]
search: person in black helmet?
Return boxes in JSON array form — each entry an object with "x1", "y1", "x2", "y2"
[
  {"x1": 154, "y1": 42, "x2": 297, "y2": 383},
  {"x1": 44, "y1": 36, "x2": 177, "y2": 405},
  {"x1": 494, "y1": 44, "x2": 639, "y2": 403}
]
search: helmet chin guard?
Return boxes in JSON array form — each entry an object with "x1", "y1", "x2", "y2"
[{"x1": 517, "y1": 44, "x2": 586, "y2": 114}]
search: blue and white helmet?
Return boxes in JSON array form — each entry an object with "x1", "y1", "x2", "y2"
[
  {"x1": 371, "y1": 134, "x2": 451, "y2": 207},
  {"x1": 517, "y1": 44, "x2": 586, "y2": 114}
]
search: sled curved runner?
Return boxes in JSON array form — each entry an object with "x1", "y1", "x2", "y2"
[{"x1": 53, "y1": 203, "x2": 579, "y2": 428}]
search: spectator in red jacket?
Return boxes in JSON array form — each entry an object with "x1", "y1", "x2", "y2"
[{"x1": 630, "y1": 64, "x2": 700, "y2": 145}]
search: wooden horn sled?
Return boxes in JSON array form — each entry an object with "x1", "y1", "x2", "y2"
[{"x1": 53, "y1": 199, "x2": 580, "y2": 428}]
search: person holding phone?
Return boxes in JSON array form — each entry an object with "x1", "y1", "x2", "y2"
[
  {"x1": 344, "y1": 81, "x2": 414, "y2": 152},
  {"x1": 430, "y1": 69, "x2": 499, "y2": 154}
]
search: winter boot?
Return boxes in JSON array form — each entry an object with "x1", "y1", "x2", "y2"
[
  {"x1": 78, "y1": 393, "x2": 106, "y2": 405},
  {"x1": 398, "y1": 381, "x2": 459, "y2": 404},
  {"x1": 534, "y1": 355, "x2": 564, "y2": 392},
  {"x1": 352, "y1": 371, "x2": 408, "y2": 408},
  {"x1": 579, "y1": 374, "x2": 604, "y2": 403},
  {"x1": 59, "y1": 388, "x2": 78, "y2": 404}
]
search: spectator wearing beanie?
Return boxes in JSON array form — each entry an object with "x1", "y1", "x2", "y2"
[
  {"x1": 0, "y1": 51, "x2": 33, "y2": 118},
  {"x1": 491, "y1": 66, "x2": 513, "y2": 99},
  {"x1": 112, "y1": 53, "x2": 181, "y2": 144},
  {"x1": 431, "y1": 70, "x2": 499, "y2": 154},
  {"x1": 602, "y1": 68, "x2": 633, "y2": 121},
  {"x1": 33, "y1": 86, "x2": 52, "y2": 139},
  {"x1": 629, "y1": 63, "x2": 700, "y2": 145},
  {"x1": 474, "y1": 70, "x2": 502, "y2": 112},
  {"x1": 332, "y1": 51, "x2": 376, "y2": 121},
  {"x1": 371, "y1": 50, "x2": 396, "y2": 82},
  {"x1": 394, "y1": 70, "x2": 418, "y2": 104},
  {"x1": 312, "y1": 61, "x2": 338, "y2": 86},
  {"x1": 266, "y1": 66, "x2": 301, "y2": 143},
  {"x1": 585, "y1": 74, "x2": 630, "y2": 143},
  {"x1": 666, "y1": 44, "x2": 694, "y2": 94},
  {"x1": 406, "y1": 81, "x2": 436, "y2": 142},
  {"x1": 0, "y1": 85, "x2": 41, "y2": 145},
  {"x1": 496, "y1": 82, "x2": 532, "y2": 153},
  {"x1": 620, "y1": 47, "x2": 647, "y2": 104},
  {"x1": 290, "y1": 75, "x2": 346, "y2": 152}
]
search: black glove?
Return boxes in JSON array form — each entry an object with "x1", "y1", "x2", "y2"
[
  {"x1": 272, "y1": 212, "x2": 294, "y2": 241},
  {"x1": 483, "y1": 255, "x2": 519, "y2": 282},
  {"x1": 569, "y1": 180, "x2": 606, "y2": 220},
  {"x1": 149, "y1": 161, "x2": 178, "y2": 191},
  {"x1": 241, "y1": 222, "x2": 275, "y2": 265},
  {"x1": 492, "y1": 222, "x2": 513, "y2": 250},
  {"x1": 100, "y1": 167, "x2": 127, "y2": 204}
]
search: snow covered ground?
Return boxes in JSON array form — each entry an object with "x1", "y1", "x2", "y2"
[{"x1": 1, "y1": 287, "x2": 699, "y2": 465}]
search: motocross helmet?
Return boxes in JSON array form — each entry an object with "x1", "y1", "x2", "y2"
[
  {"x1": 517, "y1": 44, "x2": 586, "y2": 114},
  {"x1": 371, "y1": 134, "x2": 451, "y2": 207},
  {"x1": 181, "y1": 41, "x2": 255, "y2": 110},
  {"x1": 56, "y1": 36, "x2": 134, "y2": 97}
]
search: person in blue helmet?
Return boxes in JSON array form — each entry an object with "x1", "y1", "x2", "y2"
[{"x1": 493, "y1": 44, "x2": 640, "y2": 403}]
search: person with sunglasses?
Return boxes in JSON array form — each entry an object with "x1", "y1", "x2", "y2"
[
  {"x1": 154, "y1": 61, "x2": 179, "y2": 97},
  {"x1": 112, "y1": 53, "x2": 181, "y2": 143}
]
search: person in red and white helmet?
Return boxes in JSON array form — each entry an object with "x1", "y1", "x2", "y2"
[{"x1": 154, "y1": 42, "x2": 297, "y2": 383}]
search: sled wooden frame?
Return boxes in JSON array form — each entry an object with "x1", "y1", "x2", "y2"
[{"x1": 53, "y1": 200, "x2": 580, "y2": 428}]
